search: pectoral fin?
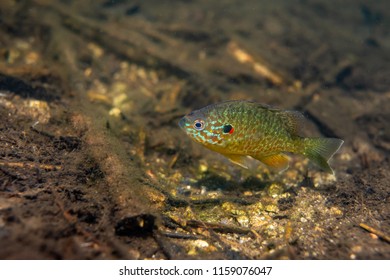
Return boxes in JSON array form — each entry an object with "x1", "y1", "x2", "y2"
[
  {"x1": 251, "y1": 153, "x2": 290, "y2": 172},
  {"x1": 223, "y1": 154, "x2": 249, "y2": 169}
]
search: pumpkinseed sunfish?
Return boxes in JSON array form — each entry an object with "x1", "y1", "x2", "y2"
[{"x1": 179, "y1": 100, "x2": 343, "y2": 174}]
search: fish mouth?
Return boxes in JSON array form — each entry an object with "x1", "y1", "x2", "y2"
[{"x1": 178, "y1": 117, "x2": 188, "y2": 129}]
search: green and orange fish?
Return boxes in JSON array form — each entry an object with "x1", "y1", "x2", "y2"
[{"x1": 179, "y1": 100, "x2": 343, "y2": 174}]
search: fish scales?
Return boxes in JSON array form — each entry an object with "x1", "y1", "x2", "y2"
[{"x1": 179, "y1": 100, "x2": 343, "y2": 173}]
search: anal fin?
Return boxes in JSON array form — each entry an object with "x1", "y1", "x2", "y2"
[
  {"x1": 223, "y1": 154, "x2": 249, "y2": 169},
  {"x1": 251, "y1": 153, "x2": 290, "y2": 172}
]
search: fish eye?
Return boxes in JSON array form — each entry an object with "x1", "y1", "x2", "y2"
[
  {"x1": 193, "y1": 119, "x2": 205, "y2": 130},
  {"x1": 223, "y1": 124, "x2": 234, "y2": 134}
]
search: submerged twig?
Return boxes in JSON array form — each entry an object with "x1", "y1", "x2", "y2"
[
  {"x1": 227, "y1": 41, "x2": 284, "y2": 86},
  {"x1": 187, "y1": 220, "x2": 251, "y2": 234},
  {"x1": 359, "y1": 223, "x2": 390, "y2": 244},
  {"x1": 159, "y1": 231, "x2": 205, "y2": 240},
  {"x1": 0, "y1": 161, "x2": 61, "y2": 171}
]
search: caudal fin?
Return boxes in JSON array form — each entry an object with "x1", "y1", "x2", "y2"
[{"x1": 303, "y1": 138, "x2": 344, "y2": 174}]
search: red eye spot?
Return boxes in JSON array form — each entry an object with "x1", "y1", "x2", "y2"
[{"x1": 223, "y1": 124, "x2": 234, "y2": 134}]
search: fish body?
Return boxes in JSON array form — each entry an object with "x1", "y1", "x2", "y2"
[{"x1": 178, "y1": 100, "x2": 343, "y2": 173}]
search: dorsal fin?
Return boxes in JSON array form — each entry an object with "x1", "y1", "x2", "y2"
[{"x1": 280, "y1": 110, "x2": 305, "y2": 136}]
